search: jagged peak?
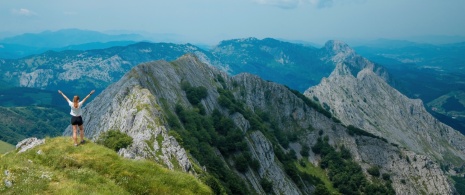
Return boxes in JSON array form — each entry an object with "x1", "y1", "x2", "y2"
[
  {"x1": 324, "y1": 40, "x2": 355, "y2": 55},
  {"x1": 321, "y1": 40, "x2": 356, "y2": 64},
  {"x1": 324, "y1": 40, "x2": 350, "y2": 50}
]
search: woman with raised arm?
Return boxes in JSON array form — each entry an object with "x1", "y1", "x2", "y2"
[{"x1": 58, "y1": 90, "x2": 95, "y2": 146}]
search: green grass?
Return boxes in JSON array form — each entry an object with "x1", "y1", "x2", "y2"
[
  {"x1": 0, "y1": 137, "x2": 212, "y2": 195},
  {"x1": 295, "y1": 159, "x2": 339, "y2": 194},
  {"x1": 0, "y1": 140, "x2": 14, "y2": 154}
]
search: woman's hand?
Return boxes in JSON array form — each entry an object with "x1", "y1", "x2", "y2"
[
  {"x1": 58, "y1": 90, "x2": 62, "y2": 94},
  {"x1": 90, "y1": 90, "x2": 95, "y2": 95}
]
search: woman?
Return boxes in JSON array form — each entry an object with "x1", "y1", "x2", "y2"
[{"x1": 58, "y1": 90, "x2": 95, "y2": 146}]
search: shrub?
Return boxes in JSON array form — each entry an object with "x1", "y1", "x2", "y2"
[
  {"x1": 382, "y1": 173, "x2": 391, "y2": 181},
  {"x1": 181, "y1": 81, "x2": 208, "y2": 105},
  {"x1": 301, "y1": 145, "x2": 310, "y2": 157},
  {"x1": 367, "y1": 166, "x2": 381, "y2": 177},
  {"x1": 347, "y1": 125, "x2": 388, "y2": 143},
  {"x1": 200, "y1": 174, "x2": 225, "y2": 195},
  {"x1": 235, "y1": 154, "x2": 249, "y2": 173},
  {"x1": 314, "y1": 184, "x2": 330, "y2": 195},
  {"x1": 260, "y1": 178, "x2": 273, "y2": 193},
  {"x1": 96, "y1": 130, "x2": 133, "y2": 152}
]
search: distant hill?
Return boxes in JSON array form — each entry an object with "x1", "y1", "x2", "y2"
[
  {"x1": 0, "y1": 137, "x2": 211, "y2": 194},
  {"x1": 0, "y1": 29, "x2": 145, "y2": 48},
  {"x1": 0, "y1": 106, "x2": 69, "y2": 144},
  {"x1": 211, "y1": 37, "x2": 334, "y2": 92},
  {"x1": 0, "y1": 87, "x2": 72, "y2": 145},
  {"x1": 0, "y1": 29, "x2": 146, "y2": 59}
]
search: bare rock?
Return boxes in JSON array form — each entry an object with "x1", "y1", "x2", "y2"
[{"x1": 16, "y1": 137, "x2": 45, "y2": 153}]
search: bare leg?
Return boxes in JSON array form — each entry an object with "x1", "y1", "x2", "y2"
[
  {"x1": 72, "y1": 125, "x2": 78, "y2": 145},
  {"x1": 79, "y1": 125, "x2": 85, "y2": 143}
]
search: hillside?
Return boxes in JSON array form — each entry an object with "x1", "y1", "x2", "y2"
[
  {"x1": 0, "y1": 137, "x2": 212, "y2": 194},
  {"x1": 0, "y1": 106, "x2": 68, "y2": 144},
  {"x1": 62, "y1": 54, "x2": 454, "y2": 194},
  {"x1": 0, "y1": 140, "x2": 14, "y2": 154}
]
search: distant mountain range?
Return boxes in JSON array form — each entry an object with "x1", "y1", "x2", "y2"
[
  {"x1": 0, "y1": 29, "x2": 146, "y2": 59},
  {"x1": 1, "y1": 36, "x2": 464, "y2": 133},
  {"x1": 0, "y1": 29, "x2": 145, "y2": 48}
]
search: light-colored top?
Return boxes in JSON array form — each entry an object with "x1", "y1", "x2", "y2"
[{"x1": 68, "y1": 100, "x2": 84, "y2": 116}]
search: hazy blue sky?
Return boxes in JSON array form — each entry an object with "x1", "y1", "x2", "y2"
[{"x1": 1, "y1": 0, "x2": 464, "y2": 44}]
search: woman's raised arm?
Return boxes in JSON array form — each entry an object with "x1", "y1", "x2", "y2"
[
  {"x1": 81, "y1": 90, "x2": 95, "y2": 104},
  {"x1": 58, "y1": 90, "x2": 71, "y2": 102}
]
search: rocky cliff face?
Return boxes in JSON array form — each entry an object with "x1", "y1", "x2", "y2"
[
  {"x1": 305, "y1": 41, "x2": 465, "y2": 166},
  {"x1": 64, "y1": 54, "x2": 455, "y2": 194}
]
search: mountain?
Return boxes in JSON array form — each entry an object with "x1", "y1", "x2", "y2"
[
  {"x1": 57, "y1": 41, "x2": 137, "y2": 51},
  {"x1": 305, "y1": 41, "x2": 465, "y2": 167},
  {"x1": 211, "y1": 37, "x2": 334, "y2": 92},
  {"x1": 0, "y1": 29, "x2": 145, "y2": 48},
  {"x1": 0, "y1": 29, "x2": 146, "y2": 59},
  {"x1": 353, "y1": 39, "x2": 465, "y2": 134},
  {"x1": 0, "y1": 42, "x2": 212, "y2": 96},
  {"x1": 0, "y1": 137, "x2": 211, "y2": 194},
  {"x1": 61, "y1": 54, "x2": 455, "y2": 194}
]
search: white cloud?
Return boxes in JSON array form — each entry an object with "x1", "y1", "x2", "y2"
[{"x1": 11, "y1": 8, "x2": 37, "y2": 16}]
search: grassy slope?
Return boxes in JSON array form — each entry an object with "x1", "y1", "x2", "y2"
[
  {"x1": 0, "y1": 140, "x2": 14, "y2": 154},
  {"x1": 296, "y1": 160, "x2": 339, "y2": 194},
  {"x1": 0, "y1": 137, "x2": 212, "y2": 195}
]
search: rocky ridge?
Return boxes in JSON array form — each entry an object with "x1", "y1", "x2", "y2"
[
  {"x1": 65, "y1": 54, "x2": 455, "y2": 194},
  {"x1": 305, "y1": 41, "x2": 465, "y2": 165}
]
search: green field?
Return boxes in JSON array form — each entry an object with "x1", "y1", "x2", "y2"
[{"x1": 0, "y1": 140, "x2": 15, "y2": 154}]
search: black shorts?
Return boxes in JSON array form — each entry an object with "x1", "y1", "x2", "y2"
[{"x1": 71, "y1": 116, "x2": 83, "y2": 126}]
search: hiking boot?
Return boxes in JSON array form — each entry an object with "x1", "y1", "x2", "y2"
[{"x1": 80, "y1": 140, "x2": 86, "y2": 144}]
